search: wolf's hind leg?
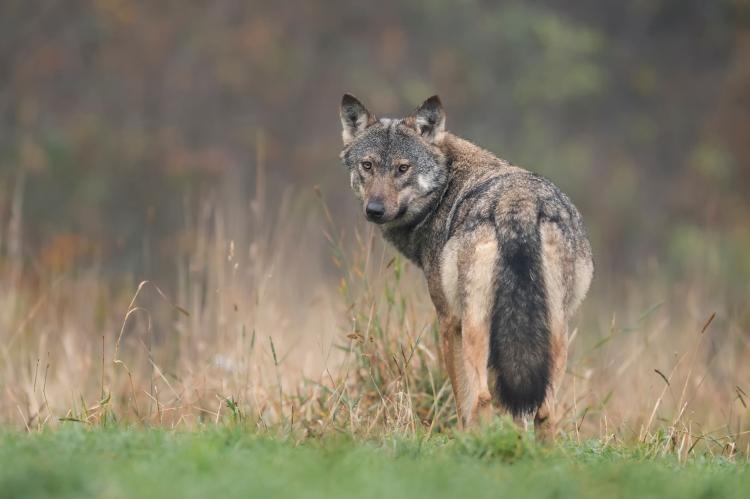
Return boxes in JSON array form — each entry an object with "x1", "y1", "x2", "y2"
[
  {"x1": 457, "y1": 229, "x2": 497, "y2": 427},
  {"x1": 535, "y1": 222, "x2": 570, "y2": 442}
]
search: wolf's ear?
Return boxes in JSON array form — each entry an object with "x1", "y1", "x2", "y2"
[
  {"x1": 340, "y1": 94, "x2": 375, "y2": 145},
  {"x1": 408, "y1": 95, "x2": 445, "y2": 143}
]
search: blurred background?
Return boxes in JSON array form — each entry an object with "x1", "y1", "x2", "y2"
[
  {"x1": 3, "y1": 0, "x2": 749, "y2": 282},
  {"x1": 0, "y1": 0, "x2": 748, "y2": 438}
]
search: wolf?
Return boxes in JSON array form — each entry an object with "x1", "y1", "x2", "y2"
[{"x1": 338, "y1": 94, "x2": 593, "y2": 440}]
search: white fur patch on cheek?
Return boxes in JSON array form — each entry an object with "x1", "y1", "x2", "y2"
[
  {"x1": 417, "y1": 174, "x2": 432, "y2": 191},
  {"x1": 397, "y1": 186, "x2": 415, "y2": 204}
]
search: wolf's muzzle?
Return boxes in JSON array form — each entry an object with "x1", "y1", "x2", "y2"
[{"x1": 365, "y1": 199, "x2": 386, "y2": 222}]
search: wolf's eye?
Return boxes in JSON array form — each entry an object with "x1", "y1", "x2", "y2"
[
  {"x1": 361, "y1": 161, "x2": 373, "y2": 170},
  {"x1": 398, "y1": 163, "x2": 410, "y2": 173}
]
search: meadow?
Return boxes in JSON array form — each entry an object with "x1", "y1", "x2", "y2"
[
  {"x1": 2, "y1": 1, "x2": 749, "y2": 497},
  {"x1": 2, "y1": 424, "x2": 749, "y2": 499},
  {"x1": 0, "y1": 177, "x2": 748, "y2": 497}
]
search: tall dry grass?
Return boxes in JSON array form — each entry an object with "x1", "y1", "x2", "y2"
[{"x1": 0, "y1": 166, "x2": 748, "y2": 459}]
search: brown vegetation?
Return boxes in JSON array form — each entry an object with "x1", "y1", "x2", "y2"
[{"x1": 0, "y1": 177, "x2": 747, "y2": 460}]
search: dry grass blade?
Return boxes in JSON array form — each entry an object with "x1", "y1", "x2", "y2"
[
  {"x1": 654, "y1": 369, "x2": 670, "y2": 387},
  {"x1": 0, "y1": 188, "x2": 747, "y2": 457},
  {"x1": 700, "y1": 312, "x2": 716, "y2": 334}
]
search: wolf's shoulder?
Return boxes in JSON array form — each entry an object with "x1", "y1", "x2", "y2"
[{"x1": 443, "y1": 166, "x2": 585, "y2": 236}]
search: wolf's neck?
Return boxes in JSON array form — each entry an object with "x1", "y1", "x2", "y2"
[
  {"x1": 378, "y1": 133, "x2": 513, "y2": 267},
  {"x1": 439, "y1": 133, "x2": 509, "y2": 170},
  {"x1": 380, "y1": 217, "x2": 435, "y2": 268}
]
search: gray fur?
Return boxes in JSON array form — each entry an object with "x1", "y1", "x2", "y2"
[{"x1": 338, "y1": 94, "x2": 593, "y2": 433}]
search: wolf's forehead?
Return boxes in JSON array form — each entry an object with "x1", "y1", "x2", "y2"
[
  {"x1": 378, "y1": 117, "x2": 403, "y2": 129},
  {"x1": 350, "y1": 120, "x2": 418, "y2": 155}
]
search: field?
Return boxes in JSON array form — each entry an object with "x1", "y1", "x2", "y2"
[
  {"x1": 2, "y1": 2, "x2": 750, "y2": 497},
  {"x1": 1, "y1": 188, "x2": 749, "y2": 497},
  {"x1": 2, "y1": 424, "x2": 749, "y2": 499}
]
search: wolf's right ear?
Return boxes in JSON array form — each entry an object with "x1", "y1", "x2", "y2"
[
  {"x1": 340, "y1": 94, "x2": 375, "y2": 145},
  {"x1": 409, "y1": 95, "x2": 446, "y2": 143}
]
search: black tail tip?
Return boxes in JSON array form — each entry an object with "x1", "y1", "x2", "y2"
[{"x1": 496, "y1": 376, "x2": 549, "y2": 417}]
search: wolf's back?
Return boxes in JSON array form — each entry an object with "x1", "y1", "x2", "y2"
[{"x1": 489, "y1": 210, "x2": 551, "y2": 416}]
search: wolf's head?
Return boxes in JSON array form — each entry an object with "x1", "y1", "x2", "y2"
[{"x1": 339, "y1": 94, "x2": 450, "y2": 226}]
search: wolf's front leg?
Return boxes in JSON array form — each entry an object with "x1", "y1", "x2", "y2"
[{"x1": 438, "y1": 316, "x2": 464, "y2": 426}]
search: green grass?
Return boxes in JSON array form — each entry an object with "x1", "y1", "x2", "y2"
[{"x1": 0, "y1": 423, "x2": 747, "y2": 499}]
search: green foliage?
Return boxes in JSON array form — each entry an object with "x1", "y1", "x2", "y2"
[
  {"x1": 451, "y1": 418, "x2": 531, "y2": 462},
  {"x1": 0, "y1": 427, "x2": 748, "y2": 499}
]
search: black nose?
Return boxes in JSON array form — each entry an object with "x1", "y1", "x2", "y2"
[{"x1": 365, "y1": 200, "x2": 385, "y2": 220}]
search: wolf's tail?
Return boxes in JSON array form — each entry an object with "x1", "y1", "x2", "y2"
[{"x1": 489, "y1": 217, "x2": 551, "y2": 416}]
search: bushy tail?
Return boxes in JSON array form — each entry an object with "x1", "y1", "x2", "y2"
[{"x1": 489, "y1": 218, "x2": 551, "y2": 416}]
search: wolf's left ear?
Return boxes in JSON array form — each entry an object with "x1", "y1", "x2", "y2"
[
  {"x1": 409, "y1": 95, "x2": 446, "y2": 143},
  {"x1": 340, "y1": 94, "x2": 376, "y2": 145}
]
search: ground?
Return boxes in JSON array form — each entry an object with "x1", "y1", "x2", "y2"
[{"x1": 1, "y1": 423, "x2": 747, "y2": 499}]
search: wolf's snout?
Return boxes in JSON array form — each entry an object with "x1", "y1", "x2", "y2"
[{"x1": 365, "y1": 199, "x2": 386, "y2": 221}]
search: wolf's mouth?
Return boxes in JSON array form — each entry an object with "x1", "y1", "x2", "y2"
[
  {"x1": 365, "y1": 204, "x2": 408, "y2": 224},
  {"x1": 365, "y1": 213, "x2": 387, "y2": 224}
]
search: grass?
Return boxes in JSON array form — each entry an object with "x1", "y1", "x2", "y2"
[
  {"x1": 0, "y1": 174, "x2": 748, "y2": 496},
  {"x1": 1, "y1": 422, "x2": 748, "y2": 499}
]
